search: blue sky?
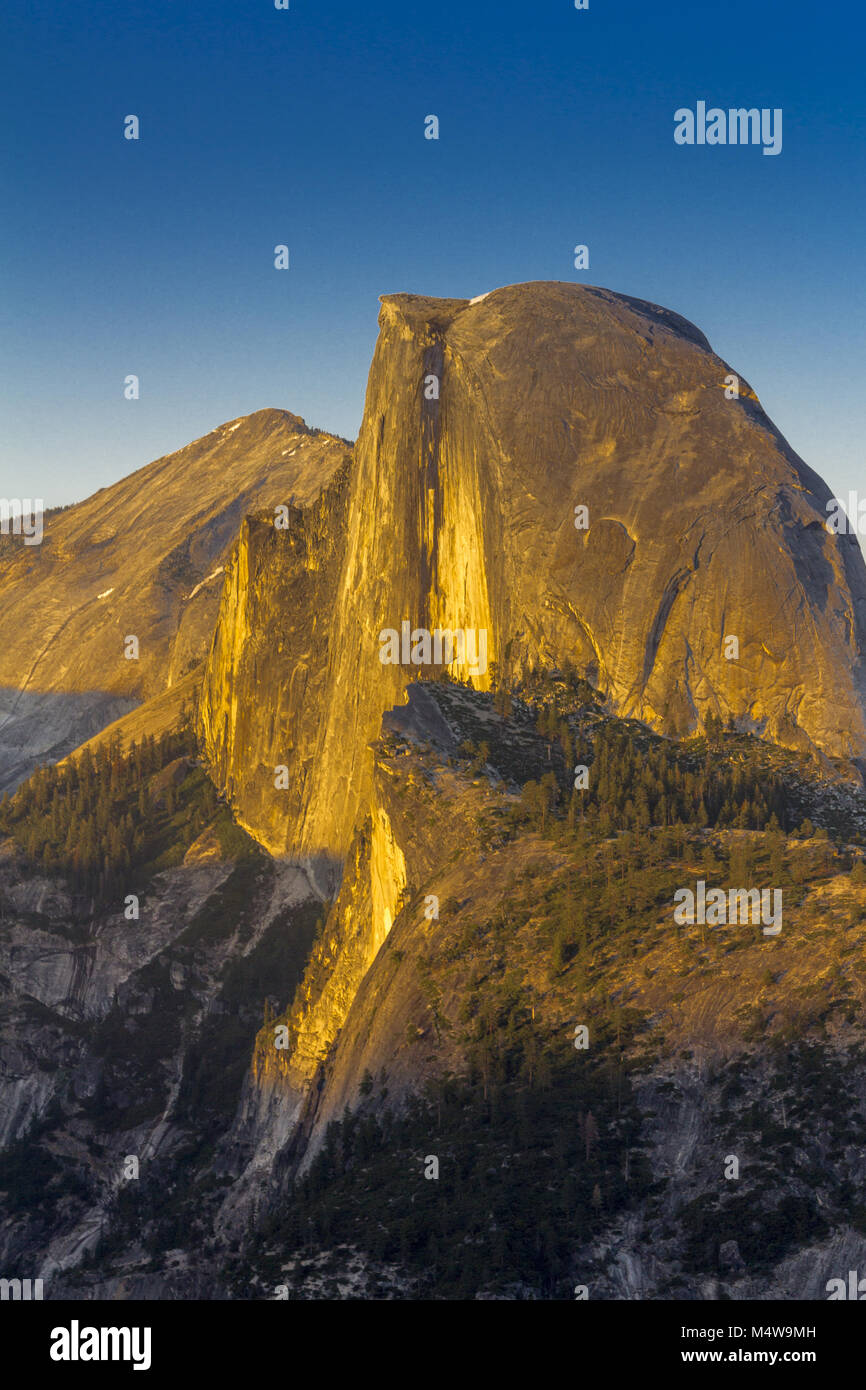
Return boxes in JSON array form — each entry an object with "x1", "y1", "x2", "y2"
[{"x1": 1, "y1": 0, "x2": 863, "y2": 507}]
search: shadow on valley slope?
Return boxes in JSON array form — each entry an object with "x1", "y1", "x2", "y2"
[{"x1": 0, "y1": 688, "x2": 140, "y2": 796}]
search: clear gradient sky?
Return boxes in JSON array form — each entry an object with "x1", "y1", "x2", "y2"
[{"x1": 1, "y1": 0, "x2": 864, "y2": 508}]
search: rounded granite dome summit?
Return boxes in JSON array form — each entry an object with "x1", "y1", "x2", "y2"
[{"x1": 199, "y1": 281, "x2": 866, "y2": 863}]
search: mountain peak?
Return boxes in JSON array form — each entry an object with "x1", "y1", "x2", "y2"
[
  {"x1": 200, "y1": 281, "x2": 866, "y2": 869},
  {"x1": 0, "y1": 409, "x2": 351, "y2": 792}
]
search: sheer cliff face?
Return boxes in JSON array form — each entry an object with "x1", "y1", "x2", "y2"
[
  {"x1": 200, "y1": 283, "x2": 866, "y2": 863},
  {"x1": 0, "y1": 409, "x2": 350, "y2": 793},
  {"x1": 198, "y1": 465, "x2": 352, "y2": 858}
]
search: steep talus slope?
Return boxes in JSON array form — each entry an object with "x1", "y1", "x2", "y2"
[
  {"x1": 0, "y1": 409, "x2": 350, "y2": 793},
  {"x1": 199, "y1": 283, "x2": 866, "y2": 870},
  {"x1": 60, "y1": 668, "x2": 204, "y2": 765}
]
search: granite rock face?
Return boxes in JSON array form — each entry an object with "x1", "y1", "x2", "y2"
[
  {"x1": 0, "y1": 410, "x2": 350, "y2": 792},
  {"x1": 200, "y1": 283, "x2": 866, "y2": 862},
  {"x1": 0, "y1": 842, "x2": 321, "y2": 1287},
  {"x1": 7, "y1": 282, "x2": 866, "y2": 1299}
]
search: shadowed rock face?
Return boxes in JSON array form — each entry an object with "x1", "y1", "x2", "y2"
[
  {"x1": 199, "y1": 282, "x2": 866, "y2": 861},
  {"x1": 0, "y1": 409, "x2": 350, "y2": 791},
  {"x1": 0, "y1": 689, "x2": 139, "y2": 796}
]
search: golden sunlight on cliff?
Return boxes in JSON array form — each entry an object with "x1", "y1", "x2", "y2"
[
  {"x1": 251, "y1": 801, "x2": 407, "y2": 1098},
  {"x1": 429, "y1": 436, "x2": 494, "y2": 691},
  {"x1": 369, "y1": 806, "x2": 408, "y2": 945}
]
